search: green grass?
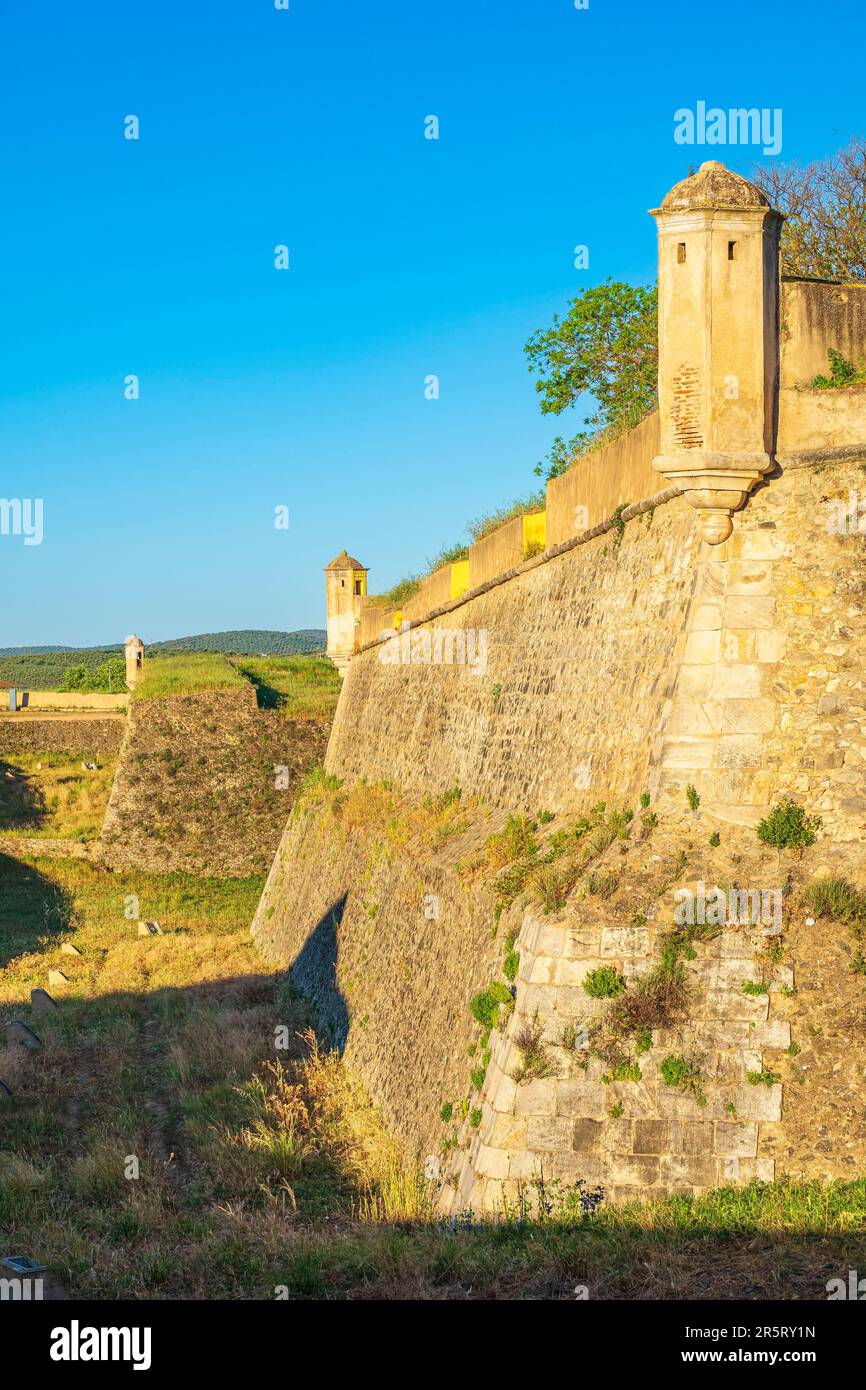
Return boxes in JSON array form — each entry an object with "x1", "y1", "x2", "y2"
[
  {"x1": 804, "y1": 875, "x2": 866, "y2": 924},
  {"x1": 233, "y1": 655, "x2": 342, "y2": 720},
  {"x1": 0, "y1": 752, "x2": 116, "y2": 839},
  {"x1": 134, "y1": 653, "x2": 248, "y2": 700}
]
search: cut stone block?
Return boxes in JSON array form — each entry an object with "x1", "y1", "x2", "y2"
[
  {"x1": 474, "y1": 1144, "x2": 509, "y2": 1180},
  {"x1": 720, "y1": 629, "x2": 757, "y2": 663},
  {"x1": 716, "y1": 734, "x2": 763, "y2": 769},
  {"x1": 660, "y1": 1153, "x2": 718, "y2": 1187},
  {"x1": 554, "y1": 1079, "x2": 606, "y2": 1119},
  {"x1": 728, "y1": 531, "x2": 786, "y2": 562},
  {"x1": 735, "y1": 1157, "x2": 775, "y2": 1183},
  {"x1": 5, "y1": 1020, "x2": 42, "y2": 1050},
  {"x1": 30, "y1": 989, "x2": 57, "y2": 1016},
  {"x1": 607, "y1": 1155, "x2": 660, "y2": 1187},
  {"x1": 698, "y1": 1019, "x2": 752, "y2": 1046},
  {"x1": 484, "y1": 1112, "x2": 528, "y2": 1151},
  {"x1": 718, "y1": 698, "x2": 776, "y2": 734},
  {"x1": 684, "y1": 630, "x2": 721, "y2": 664},
  {"x1": 600, "y1": 1117, "x2": 635, "y2": 1152},
  {"x1": 513, "y1": 1080, "x2": 557, "y2": 1117},
  {"x1": 713, "y1": 1121, "x2": 759, "y2": 1158},
  {"x1": 726, "y1": 561, "x2": 772, "y2": 595},
  {"x1": 704, "y1": 990, "x2": 770, "y2": 1022},
  {"x1": 508, "y1": 1150, "x2": 545, "y2": 1182},
  {"x1": 562, "y1": 929, "x2": 601, "y2": 959},
  {"x1": 488, "y1": 1075, "x2": 518, "y2": 1115},
  {"x1": 138, "y1": 921, "x2": 163, "y2": 937},
  {"x1": 633, "y1": 1119, "x2": 669, "y2": 1154},
  {"x1": 756, "y1": 630, "x2": 787, "y2": 662},
  {"x1": 711, "y1": 664, "x2": 767, "y2": 700},
  {"x1": 48, "y1": 971, "x2": 70, "y2": 989},
  {"x1": 676, "y1": 1120, "x2": 714, "y2": 1156},
  {"x1": 550, "y1": 1151, "x2": 604, "y2": 1184},
  {"x1": 688, "y1": 601, "x2": 724, "y2": 631},
  {"x1": 724, "y1": 596, "x2": 775, "y2": 629},
  {"x1": 528, "y1": 956, "x2": 553, "y2": 984},
  {"x1": 572, "y1": 1118, "x2": 603, "y2": 1152},
  {"x1": 769, "y1": 967, "x2": 795, "y2": 991},
  {"x1": 599, "y1": 926, "x2": 650, "y2": 958},
  {"x1": 60, "y1": 942, "x2": 82, "y2": 957},
  {"x1": 733, "y1": 1083, "x2": 783, "y2": 1121},
  {"x1": 526, "y1": 1115, "x2": 573, "y2": 1151},
  {"x1": 751, "y1": 1020, "x2": 791, "y2": 1049}
]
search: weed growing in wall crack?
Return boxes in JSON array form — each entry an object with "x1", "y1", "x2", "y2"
[
  {"x1": 512, "y1": 1014, "x2": 557, "y2": 1085},
  {"x1": 503, "y1": 939, "x2": 520, "y2": 982},
  {"x1": 757, "y1": 800, "x2": 822, "y2": 850},
  {"x1": 601, "y1": 1058, "x2": 642, "y2": 1084},
  {"x1": 582, "y1": 966, "x2": 626, "y2": 1000},
  {"x1": 469, "y1": 981, "x2": 513, "y2": 1031},
  {"x1": 803, "y1": 876, "x2": 866, "y2": 924},
  {"x1": 747, "y1": 1067, "x2": 782, "y2": 1088},
  {"x1": 660, "y1": 1054, "x2": 707, "y2": 1107}
]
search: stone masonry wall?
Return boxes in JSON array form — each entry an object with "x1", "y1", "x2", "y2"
[
  {"x1": 100, "y1": 688, "x2": 330, "y2": 876},
  {"x1": 255, "y1": 454, "x2": 866, "y2": 1203},
  {"x1": 0, "y1": 717, "x2": 125, "y2": 758},
  {"x1": 328, "y1": 495, "x2": 701, "y2": 814},
  {"x1": 441, "y1": 837, "x2": 789, "y2": 1214},
  {"x1": 654, "y1": 454, "x2": 866, "y2": 841},
  {"x1": 252, "y1": 794, "x2": 513, "y2": 1158}
]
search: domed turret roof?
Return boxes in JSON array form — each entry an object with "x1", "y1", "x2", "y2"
[
  {"x1": 325, "y1": 549, "x2": 366, "y2": 571},
  {"x1": 658, "y1": 161, "x2": 770, "y2": 212}
]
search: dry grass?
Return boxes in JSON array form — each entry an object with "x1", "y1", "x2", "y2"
[
  {"x1": 4, "y1": 810, "x2": 866, "y2": 1299},
  {"x1": 0, "y1": 752, "x2": 115, "y2": 839},
  {"x1": 293, "y1": 773, "x2": 473, "y2": 856}
]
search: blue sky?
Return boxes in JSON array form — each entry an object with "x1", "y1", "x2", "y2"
[{"x1": 1, "y1": 0, "x2": 864, "y2": 646}]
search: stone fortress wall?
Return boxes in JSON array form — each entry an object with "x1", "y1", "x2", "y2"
[{"x1": 258, "y1": 164, "x2": 866, "y2": 1209}]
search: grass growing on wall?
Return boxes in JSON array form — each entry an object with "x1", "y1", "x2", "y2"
[
  {"x1": 133, "y1": 653, "x2": 248, "y2": 700},
  {"x1": 367, "y1": 490, "x2": 546, "y2": 611},
  {"x1": 233, "y1": 655, "x2": 342, "y2": 720}
]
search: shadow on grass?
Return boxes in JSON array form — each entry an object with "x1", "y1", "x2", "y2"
[
  {"x1": 238, "y1": 667, "x2": 284, "y2": 710},
  {"x1": 2, "y1": 921, "x2": 866, "y2": 1298},
  {"x1": 0, "y1": 757, "x2": 47, "y2": 832},
  {"x1": 0, "y1": 850, "x2": 72, "y2": 966}
]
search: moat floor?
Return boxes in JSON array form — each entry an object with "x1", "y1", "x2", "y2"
[{"x1": 1, "y1": 851, "x2": 864, "y2": 1301}]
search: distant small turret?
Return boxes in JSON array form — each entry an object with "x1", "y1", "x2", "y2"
[
  {"x1": 124, "y1": 634, "x2": 145, "y2": 688},
  {"x1": 325, "y1": 551, "x2": 368, "y2": 676}
]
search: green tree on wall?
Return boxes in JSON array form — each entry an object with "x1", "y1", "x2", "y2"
[
  {"x1": 524, "y1": 139, "x2": 866, "y2": 484},
  {"x1": 524, "y1": 280, "x2": 658, "y2": 480}
]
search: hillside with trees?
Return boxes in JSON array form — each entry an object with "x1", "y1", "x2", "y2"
[{"x1": 0, "y1": 630, "x2": 326, "y2": 690}]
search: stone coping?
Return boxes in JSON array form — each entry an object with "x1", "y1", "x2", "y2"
[{"x1": 357, "y1": 485, "x2": 683, "y2": 654}]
